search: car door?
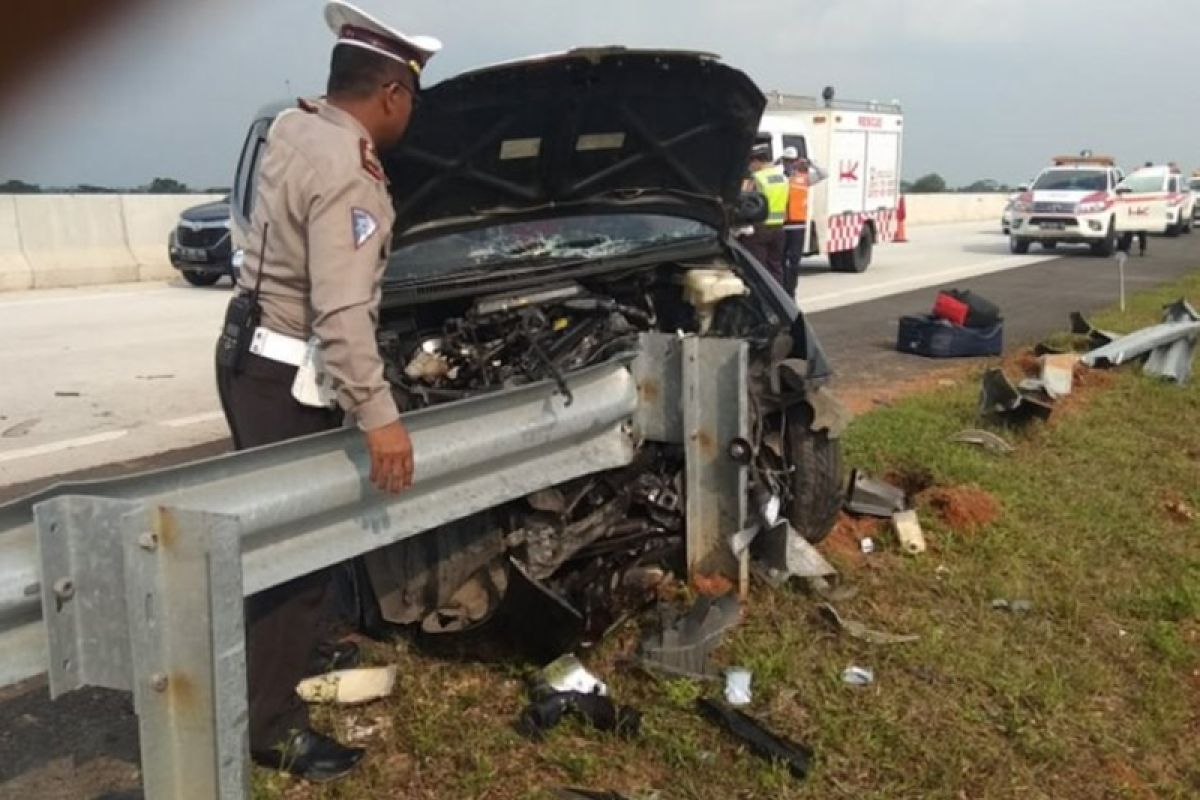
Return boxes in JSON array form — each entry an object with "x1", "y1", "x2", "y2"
[{"x1": 1115, "y1": 174, "x2": 1171, "y2": 234}]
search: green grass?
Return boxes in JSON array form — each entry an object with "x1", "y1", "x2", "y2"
[{"x1": 261, "y1": 271, "x2": 1200, "y2": 800}]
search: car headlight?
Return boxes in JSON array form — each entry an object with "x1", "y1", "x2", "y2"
[
  {"x1": 1013, "y1": 200, "x2": 1032, "y2": 213},
  {"x1": 1076, "y1": 200, "x2": 1108, "y2": 214}
]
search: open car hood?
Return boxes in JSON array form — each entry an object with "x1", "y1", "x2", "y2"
[{"x1": 384, "y1": 48, "x2": 766, "y2": 243}]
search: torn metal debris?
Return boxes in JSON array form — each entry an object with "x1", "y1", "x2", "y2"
[
  {"x1": 696, "y1": 698, "x2": 812, "y2": 780},
  {"x1": 743, "y1": 520, "x2": 838, "y2": 586},
  {"x1": 841, "y1": 665, "x2": 875, "y2": 686},
  {"x1": 1070, "y1": 311, "x2": 1119, "y2": 349},
  {"x1": 845, "y1": 469, "x2": 907, "y2": 517},
  {"x1": 950, "y1": 429, "x2": 1015, "y2": 455},
  {"x1": 979, "y1": 367, "x2": 1054, "y2": 423},
  {"x1": 639, "y1": 593, "x2": 740, "y2": 678},
  {"x1": 537, "y1": 654, "x2": 608, "y2": 697},
  {"x1": 817, "y1": 604, "x2": 919, "y2": 645},
  {"x1": 1081, "y1": 299, "x2": 1200, "y2": 385}
]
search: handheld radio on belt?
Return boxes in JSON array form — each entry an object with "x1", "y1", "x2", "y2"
[{"x1": 216, "y1": 223, "x2": 270, "y2": 374}]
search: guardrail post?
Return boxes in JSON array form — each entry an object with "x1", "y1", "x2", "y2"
[
  {"x1": 681, "y1": 337, "x2": 749, "y2": 578},
  {"x1": 123, "y1": 505, "x2": 248, "y2": 799}
]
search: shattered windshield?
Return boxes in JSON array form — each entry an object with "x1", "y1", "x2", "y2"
[{"x1": 386, "y1": 214, "x2": 716, "y2": 283}]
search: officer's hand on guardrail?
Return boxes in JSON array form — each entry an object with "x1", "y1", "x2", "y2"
[{"x1": 365, "y1": 421, "x2": 415, "y2": 493}]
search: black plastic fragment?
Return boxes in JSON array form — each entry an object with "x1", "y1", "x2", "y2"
[
  {"x1": 696, "y1": 698, "x2": 812, "y2": 779},
  {"x1": 517, "y1": 691, "x2": 642, "y2": 740}
]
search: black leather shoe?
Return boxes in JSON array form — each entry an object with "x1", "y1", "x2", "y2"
[
  {"x1": 251, "y1": 728, "x2": 365, "y2": 783},
  {"x1": 306, "y1": 640, "x2": 361, "y2": 676}
]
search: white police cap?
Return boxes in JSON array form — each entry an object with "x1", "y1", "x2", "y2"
[{"x1": 324, "y1": 1, "x2": 442, "y2": 76}]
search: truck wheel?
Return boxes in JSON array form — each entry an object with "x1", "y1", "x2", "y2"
[
  {"x1": 784, "y1": 402, "x2": 844, "y2": 544},
  {"x1": 1183, "y1": 216, "x2": 1193, "y2": 234},
  {"x1": 1010, "y1": 236, "x2": 1031, "y2": 254},
  {"x1": 830, "y1": 228, "x2": 873, "y2": 273},
  {"x1": 183, "y1": 272, "x2": 222, "y2": 287},
  {"x1": 1166, "y1": 219, "x2": 1181, "y2": 238},
  {"x1": 1042, "y1": 240, "x2": 1057, "y2": 251},
  {"x1": 1091, "y1": 222, "x2": 1116, "y2": 257}
]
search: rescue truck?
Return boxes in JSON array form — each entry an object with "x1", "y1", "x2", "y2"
[
  {"x1": 757, "y1": 91, "x2": 903, "y2": 273},
  {"x1": 1114, "y1": 165, "x2": 1192, "y2": 237},
  {"x1": 1185, "y1": 170, "x2": 1199, "y2": 230},
  {"x1": 1009, "y1": 155, "x2": 1125, "y2": 256}
]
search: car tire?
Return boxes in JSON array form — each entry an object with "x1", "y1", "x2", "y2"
[
  {"x1": 1183, "y1": 216, "x2": 1193, "y2": 234},
  {"x1": 183, "y1": 271, "x2": 222, "y2": 287},
  {"x1": 1165, "y1": 220, "x2": 1181, "y2": 238},
  {"x1": 1010, "y1": 236, "x2": 1031, "y2": 254},
  {"x1": 784, "y1": 402, "x2": 844, "y2": 545},
  {"x1": 1042, "y1": 240, "x2": 1057, "y2": 251},
  {"x1": 829, "y1": 227, "x2": 873, "y2": 273},
  {"x1": 1091, "y1": 222, "x2": 1116, "y2": 257}
]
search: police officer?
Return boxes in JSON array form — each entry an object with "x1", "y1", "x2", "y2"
[
  {"x1": 215, "y1": 1, "x2": 440, "y2": 782},
  {"x1": 742, "y1": 145, "x2": 789, "y2": 286}
]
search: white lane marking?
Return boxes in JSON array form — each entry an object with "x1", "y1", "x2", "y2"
[
  {"x1": 161, "y1": 411, "x2": 226, "y2": 428},
  {"x1": 0, "y1": 430, "x2": 129, "y2": 465},
  {"x1": 0, "y1": 287, "x2": 179, "y2": 309},
  {"x1": 798, "y1": 254, "x2": 1058, "y2": 313}
]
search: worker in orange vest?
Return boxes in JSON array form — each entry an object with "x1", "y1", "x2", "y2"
[{"x1": 781, "y1": 148, "x2": 827, "y2": 294}]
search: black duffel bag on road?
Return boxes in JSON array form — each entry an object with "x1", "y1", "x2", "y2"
[{"x1": 932, "y1": 289, "x2": 1002, "y2": 329}]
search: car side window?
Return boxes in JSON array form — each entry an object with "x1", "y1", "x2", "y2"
[
  {"x1": 1168, "y1": 177, "x2": 1178, "y2": 193},
  {"x1": 232, "y1": 118, "x2": 271, "y2": 229}
]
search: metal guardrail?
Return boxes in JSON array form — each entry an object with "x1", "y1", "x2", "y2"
[{"x1": 0, "y1": 334, "x2": 749, "y2": 798}]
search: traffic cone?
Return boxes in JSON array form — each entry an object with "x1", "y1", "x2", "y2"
[{"x1": 894, "y1": 195, "x2": 909, "y2": 243}]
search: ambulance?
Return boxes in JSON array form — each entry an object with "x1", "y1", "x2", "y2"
[
  {"x1": 1114, "y1": 165, "x2": 1191, "y2": 237},
  {"x1": 1009, "y1": 155, "x2": 1125, "y2": 256},
  {"x1": 757, "y1": 92, "x2": 903, "y2": 273}
]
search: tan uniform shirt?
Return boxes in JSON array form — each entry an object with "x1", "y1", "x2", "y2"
[{"x1": 240, "y1": 98, "x2": 399, "y2": 431}]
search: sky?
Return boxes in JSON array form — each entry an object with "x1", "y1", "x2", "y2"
[{"x1": 0, "y1": 0, "x2": 1196, "y2": 189}]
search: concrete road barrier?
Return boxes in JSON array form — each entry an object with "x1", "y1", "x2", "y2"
[
  {"x1": 0, "y1": 196, "x2": 33, "y2": 292},
  {"x1": 122, "y1": 194, "x2": 222, "y2": 282},
  {"x1": 15, "y1": 195, "x2": 138, "y2": 288},
  {"x1": 906, "y1": 194, "x2": 1008, "y2": 227}
]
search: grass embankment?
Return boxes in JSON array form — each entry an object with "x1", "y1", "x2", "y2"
[{"x1": 257, "y1": 272, "x2": 1200, "y2": 800}]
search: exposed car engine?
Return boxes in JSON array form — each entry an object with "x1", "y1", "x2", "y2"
[{"x1": 379, "y1": 282, "x2": 658, "y2": 409}]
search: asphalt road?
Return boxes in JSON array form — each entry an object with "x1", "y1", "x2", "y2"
[{"x1": 0, "y1": 232, "x2": 1197, "y2": 798}]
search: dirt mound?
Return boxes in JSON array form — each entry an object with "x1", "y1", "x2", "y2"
[
  {"x1": 820, "y1": 513, "x2": 883, "y2": 569},
  {"x1": 919, "y1": 485, "x2": 1000, "y2": 532}
]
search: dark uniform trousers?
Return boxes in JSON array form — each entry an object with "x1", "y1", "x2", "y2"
[
  {"x1": 744, "y1": 225, "x2": 787, "y2": 287},
  {"x1": 215, "y1": 348, "x2": 343, "y2": 750}
]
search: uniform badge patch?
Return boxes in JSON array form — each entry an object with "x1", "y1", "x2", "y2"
[{"x1": 351, "y1": 207, "x2": 378, "y2": 249}]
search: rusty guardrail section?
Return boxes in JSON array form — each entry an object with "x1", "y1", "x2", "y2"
[{"x1": 0, "y1": 334, "x2": 748, "y2": 798}]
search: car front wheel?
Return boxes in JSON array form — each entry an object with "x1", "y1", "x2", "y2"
[
  {"x1": 183, "y1": 271, "x2": 222, "y2": 287},
  {"x1": 1010, "y1": 236, "x2": 1031, "y2": 254},
  {"x1": 784, "y1": 402, "x2": 844, "y2": 544}
]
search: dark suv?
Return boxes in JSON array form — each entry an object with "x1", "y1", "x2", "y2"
[
  {"x1": 231, "y1": 48, "x2": 845, "y2": 639},
  {"x1": 168, "y1": 197, "x2": 234, "y2": 286}
]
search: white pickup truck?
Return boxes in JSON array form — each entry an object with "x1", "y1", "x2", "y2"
[
  {"x1": 1115, "y1": 165, "x2": 1192, "y2": 237},
  {"x1": 1009, "y1": 156, "x2": 1125, "y2": 256}
]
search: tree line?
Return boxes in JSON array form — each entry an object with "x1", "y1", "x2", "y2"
[
  {"x1": 902, "y1": 174, "x2": 1018, "y2": 194},
  {"x1": 1, "y1": 178, "x2": 229, "y2": 194}
]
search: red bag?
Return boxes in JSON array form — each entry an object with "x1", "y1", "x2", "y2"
[{"x1": 932, "y1": 292, "x2": 969, "y2": 326}]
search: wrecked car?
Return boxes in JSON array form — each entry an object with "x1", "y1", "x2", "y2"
[{"x1": 231, "y1": 48, "x2": 846, "y2": 648}]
